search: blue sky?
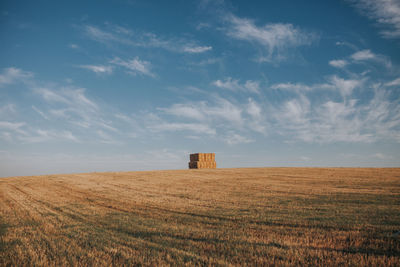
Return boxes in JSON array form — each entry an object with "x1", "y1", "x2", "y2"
[{"x1": 1, "y1": 0, "x2": 400, "y2": 176}]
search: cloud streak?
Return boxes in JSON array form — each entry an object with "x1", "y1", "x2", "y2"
[
  {"x1": 18, "y1": 129, "x2": 79, "y2": 143},
  {"x1": 153, "y1": 95, "x2": 268, "y2": 143},
  {"x1": 79, "y1": 65, "x2": 113, "y2": 74},
  {"x1": 351, "y1": 49, "x2": 376, "y2": 61},
  {"x1": 110, "y1": 57, "x2": 154, "y2": 77},
  {"x1": 329, "y1": 49, "x2": 392, "y2": 70},
  {"x1": 385, "y1": 77, "x2": 400, "y2": 86},
  {"x1": 31, "y1": 87, "x2": 123, "y2": 140},
  {"x1": 225, "y1": 132, "x2": 254, "y2": 145},
  {"x1": 271, "y1": 78, "x2": 399, "y2": 143},
  {"x1": 212, "y1": 77, "x2": 260, "y2": 93},
  {"x1": 183, "y1": 45, "x2": 212, "y2": 53},
  {"x1": 83, "y1": 24, "x2": 212, "y2": 54},
  {"x1": 149, "y1": 122, "x2": 216, "y2": 135},
  {"x1": 329, "y1": 59, "x2": 348, "y2": 68},
  {"x1": 224, "y1": 14, "x2": 317, "y2": 61},
  {"x1": 349, "y1": 0, "x2": 400, "y2": 38},
  {"x1": 0, "y1": 121, "x2": 26, "y2": 132},
  {"x1": 0, "y1": 67, "x2": 33, "y2": 87},
  {"x1": 1, "y1": 63, "x2": 399, "y2": 150}
]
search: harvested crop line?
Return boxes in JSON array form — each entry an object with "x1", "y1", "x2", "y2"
[{"x1": 0, "y1": 168, "x2": 399, "y2": 266}]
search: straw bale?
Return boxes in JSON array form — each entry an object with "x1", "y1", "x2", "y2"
[
  {"x1": 190, "y1": 154, "x2": 197, "y2": 162},
  {"x1": 189, "y1": 153, "x2": 217, "y2": 169},
  {"x1": 188, "y1": 160, "x2": 217, "y2": 169},
  {"x1": 190, "y1": 153, "x2": 215, "y2": 162}
]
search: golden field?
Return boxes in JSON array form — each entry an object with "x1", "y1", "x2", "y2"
[{"x1": 0, "y1": 168, "x2": 399, "y2": 266}]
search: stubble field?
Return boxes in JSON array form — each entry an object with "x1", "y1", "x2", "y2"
[{"x1": 0, "y1": 167, "x2": 399, "y2": 266}]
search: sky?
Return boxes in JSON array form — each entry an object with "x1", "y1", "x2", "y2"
[{"x1": 1, "y1": 0, "x2": 400, "y2": 177}]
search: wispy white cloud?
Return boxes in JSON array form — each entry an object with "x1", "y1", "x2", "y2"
[
  {"x1": 351, "y1": 49, "x2": 376, "y2": 61},
  {"x1": 0, "y1": 96, "x2": 86, "y2": 144},
  {"x1": 246, "y1": 98, "x2": 262, "y2": 120},
  {"x1": 156, "y1": 96, "x2": 260, "y2": 141},
  {"x1": 36, "y1": 88, "x2": 69, "y2": 105},
  {"x1": 0, "y1": 67, "x2": 33, "y2": 87},
  {"x1": 331, "y1": 49, "x2": 392, "y2": 69},
  {"x1": 149, "y1": 122, "x2": 216, "y2": 135},
  {"x1": 32, "y1": 105, "x2": 49, "y2": 120},
  {"x1": 0, "y1": 120, "x2": 28, "y2": 139},
  {"x1": 271, "y1": 82, "x2": 312, "y2": 92},
  {"x1": 79, "y1": 65, "x2": 113, "y2": 74},
  {"x1": 96, "y1": 130, "x2": 120, "y2": 144},
  {"x1": 277, "y1": 95, "x2": 311, "y2": 127},
  {"x1": 213, "y1": 78, "x2": 241, "y2": 91},
  {"x1": 78, "y1": 57, "x2": 154, "y2": 77},
  {"x1": 224, "y1": 14, "x2": 317, "y2": 61},
  {"x1": 275, "y1": 97, "x2": 359, "y2": 143},
  {"x1": 272, "y1": 75, "x2": 364, "y2": 97},
  {"x1": 69, "y1": 43, "x2": 79, "y2": 49},
  {"x1": 160, "y1": 97, "x2": 244, "y2": 126},
  {"x1": 267, "y1": 64, "x2": 400, "y2": 144},
  {"x1": 349, "y1": 0, "x2": 400, "y2": 38},
  {"x1": 11, "y1": 86, "x2": 128, "y2": 144},
  {"x1": 190, "y1": 58, "x2": 221, "y2": 67},
  {"x1": 244, "y1": 80, "x2": 261, "y2": 94},
  {"x1": 212, "y1": 77, "x2": 260, "y2": 93},
  {"x1": 2, "y1": 61, "x2": 398, "y2": 156},
  {"x1": 0, "y1": 68, "x2": 138, "y2": 145},
  {"x1": 82, "y1": 24, "x2": 212, "y2": 54},
  {"x1": 154, "y1": 96, "x2": 267, "y2": 141},
  {"x1": 196, "y1": 22, "x2": 212, "y2": 30},
  {"x1": 205, "y1": 97, "x2": 244, "y2": 126},
  {"x1": 114, "y1": 113, "x2": 136, "y2": 125},
  {"x1": 183, "y1": 45, "x2": 212, "y2": 53},
  {"x1": 350, "y1": 49, "x2": 393, "y2": 70},
  {"x1": 0, "y1": 121, "x2": 26, "y2": 132},
  {"x1": 246, "y1": 98, "x2": 267, "y2": 134},
  {"x1": 225, "y1": 132, "x2": 254, "y2": 145},
  {"x1": 18, "y1": 129, "x2": 79, "y2": 143},
  {"x1": 329, "y1": 75, "x2": 364, "y2": 97},
  {"x1": 32, "y1": 87, "x2": 124, "y2": 138},
  {"x1": 35, "y1": 87, "x2": 98, "y2": 111},
  {"x1": 161, "y1": 103, "x2": 206, "y2": 121},
  {"x1": 385, "y1": 77, "x2": 400, "y2": 86},
  {"x1": 329, "y1": 59, "x2": 348, "y2": 68},
  {"x1": 272, "y1": 82, "x2": 400, "y2": 143},
  {"x1": 335, "y1": 41, "x2": 359, "y2": 50},
  {"x1": 110, "y1": 57, "x2": 154, "y2": 77},
  {"x1": 84, "y1": 25, "x2": 120, "y2": 43},
  {"x1": 0, "y1": 104, "x2": 16, "y2": 117}
]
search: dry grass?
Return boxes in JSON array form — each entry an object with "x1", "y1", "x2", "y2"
[{"x1": 0, "y1": 167, "x2": 399, "y2": 266}]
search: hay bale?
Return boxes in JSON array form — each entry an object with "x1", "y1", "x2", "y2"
[{"x1": 188, "y1": 153, "x2": 217, "y2": 169}]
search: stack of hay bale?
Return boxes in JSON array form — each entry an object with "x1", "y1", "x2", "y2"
[{"x1": 188, "y1": 153, "x2": 216, "y2": 169}]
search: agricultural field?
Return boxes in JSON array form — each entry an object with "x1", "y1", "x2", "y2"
[{"x1": 0, "y1": 168, "x2": 399, "y2": 266}]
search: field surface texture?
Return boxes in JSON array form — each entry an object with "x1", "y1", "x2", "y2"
[{"x1": 1, "y1": 168, "x2": 400, "y2": 266}]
